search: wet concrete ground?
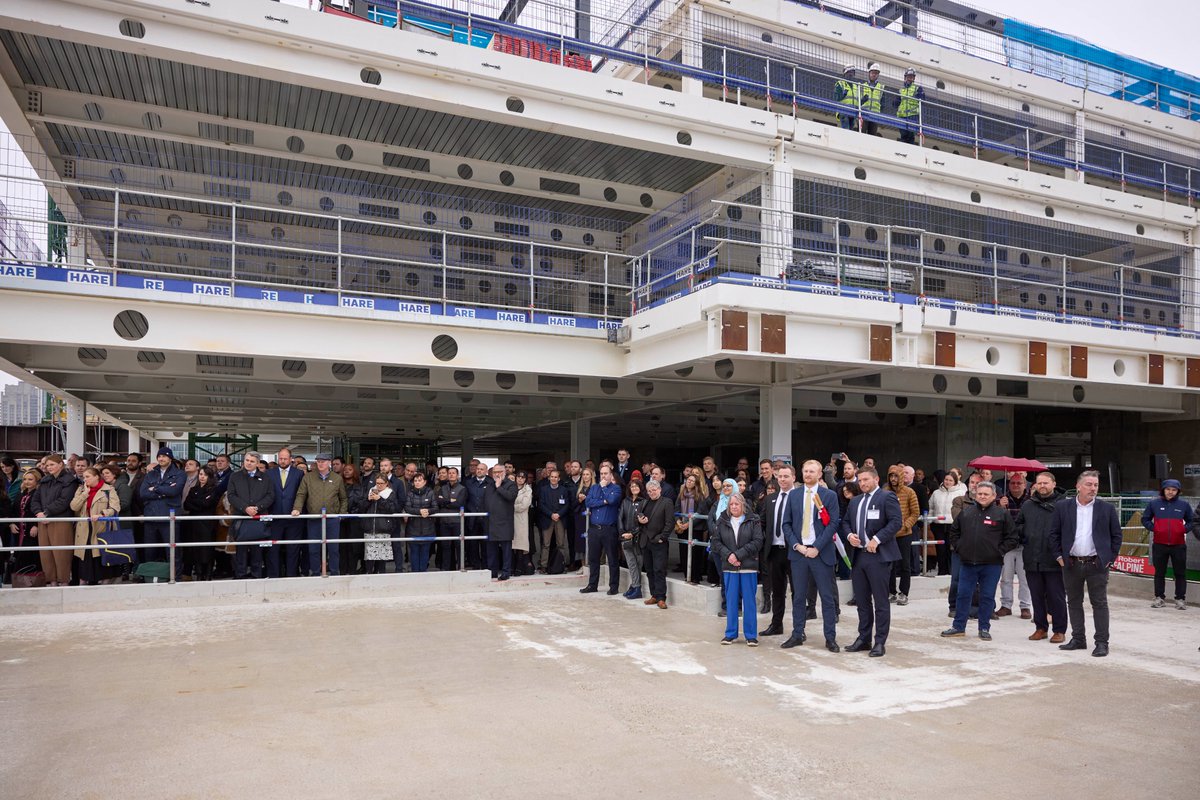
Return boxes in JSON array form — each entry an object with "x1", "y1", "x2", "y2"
[{"x1": 1, "y1": 580, "x2": 1197, "y2": 799}]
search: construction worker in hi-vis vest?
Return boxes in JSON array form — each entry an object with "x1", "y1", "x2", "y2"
[
  {"x1": 894, "y1": 67, "x2": 925, "y2": 145},
  {"x1": 834, "y1": 64, "x2": 862, "y2": 130},
  {"x1": 860, "y1": 62, "x2": 885, "y2": 136}
]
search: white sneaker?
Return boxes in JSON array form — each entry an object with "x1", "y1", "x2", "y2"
[
  {"x1": 1176, "y1": 598, "x2": 1187, "y2": 610},
  {"x1": 1151, "y1": 597, "x2": 1165, "y2": 608},
  {"x1": 897, "y1": 593, "x2": 909, "y2": 606}
]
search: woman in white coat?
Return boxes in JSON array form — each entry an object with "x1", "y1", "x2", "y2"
[{"x1": 512, "y1": 471, "x2": 534, "y2": 574}]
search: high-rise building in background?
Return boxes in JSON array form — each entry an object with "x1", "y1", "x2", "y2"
[{"x1": 0, "y1": 381, "x2": 45, "y2": 426}]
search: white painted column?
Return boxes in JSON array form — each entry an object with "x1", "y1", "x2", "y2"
[
  {"x1": 126, "y1": 427, "x2": 142, "y2": 455},
  {"x1": 760, "y1": 150, "x2": 792, "y2": 277},
  {"x1": 570, "y1": 419, "x2": 592, "y2": 464},
  {"x1": 758, "y1": 385, "x2": 793, "y2": 461},
  {"x1": 1183, "y1": 232, "x2": 1199, "y2": 333},
  {"x1": 63, "y1": 395, "x2": 85, "y2": 457},
  {"x1": 681, "y1": 3, "x2": 704, "y2": 97}
]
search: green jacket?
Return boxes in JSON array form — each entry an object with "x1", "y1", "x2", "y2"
[{"x1": 294, "y1": 470, "x2": 348, "y2": 514}]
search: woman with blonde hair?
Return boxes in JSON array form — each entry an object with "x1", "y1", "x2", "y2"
[
  {"x1": 31, "y1": 454, "x2": 80, "y2": 586},
  {"x1": 572, "y1": 466, "x2": 595, "y2": 573},
  {"x1": 71, "y1": 466, "x2": 121, "y2": 586}
]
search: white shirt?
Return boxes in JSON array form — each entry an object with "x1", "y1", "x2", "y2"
[
  {"x1": 802, "y1": 485, "x2": 817, "y2": 545},
  {"x1": 1071, "y1": 499, "x2": 1097, "y2": 556},
  {"x1": 730, "y1": 513, "x2": 744, "y2": 542},
  {"x1": 773, "y1": 490, "x2": 789, "y2": 546}
]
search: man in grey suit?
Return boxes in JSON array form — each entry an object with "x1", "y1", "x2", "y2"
[
  {"x1": 1048, "y1": 470, "x2": 1123, "y2": 657},
  {"x1": 838, "y1": 467, "x2": 903, "y2": 657},
  {"x1": 780, "y1": 460, "x2": 843, "y2": 652}
]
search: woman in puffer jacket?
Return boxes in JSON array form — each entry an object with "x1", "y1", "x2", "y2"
[{"x1": 1142, "y1": 479, "x2": 1194, "y2": 609}]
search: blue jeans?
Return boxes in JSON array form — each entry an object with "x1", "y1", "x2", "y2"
[
  {"x1": 722, "y1": 571, "x2": 758, "y2": 640},
  {"x1": 409, "y1": 541, "x2": 432, "y2": 572},
  {"x1": 306, "y1": 517, "x2": 341, "y2": 576},
  {"x1": 953, "y1": 563, "x2": 1002, "y2": 632}
]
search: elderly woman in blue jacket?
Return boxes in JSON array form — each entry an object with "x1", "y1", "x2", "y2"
[{"x1": 1142, "y1": 479, "x2": 1194, "y2": 609}]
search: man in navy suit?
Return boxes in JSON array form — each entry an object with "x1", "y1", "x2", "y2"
[
  {"x1": 267, "y1": 447, "x2": 306, "y2": 577},
  {"x1": 780, "y1": 460, "x2": 843, "y2": 652},
  {"x1": 838, "y1": 467, "x2": 903, "y2": 657},
  {"x1": 1049, "y1": 470, "x2": 1123, "y2": 657},
  {"x1": 614, "y1": 449, "x2": 633, "y2": 484}
]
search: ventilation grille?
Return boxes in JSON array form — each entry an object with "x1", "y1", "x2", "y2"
[
  {"x1": 197, "y1": 355, "x2": 254, "y2": 376},
  {"x1": 382, "y1": 366, "x2": 430, "y2": 386}
]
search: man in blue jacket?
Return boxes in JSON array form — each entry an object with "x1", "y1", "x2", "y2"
[
  {"x1": 463, "y1": 462, "x2": 490, "y2": 570},
  {"x1": 267, "y1": 447, "x2": 306, "y2": 577},
  {"x1": 838, "y1": 467, "x2": 903, "y2": 657},
  {"x1": 780, "y1": 460, "x2": 843, "y2": 652},
  {"x1": 1049, "y1": 470, "x2": 1124, "y2": 657},
  {"x1": 138, "y1": 446, "x2": 185, "y2": 562},
  {"x1": 580, "y1": 463, "x2": 624, "y2": 595}
]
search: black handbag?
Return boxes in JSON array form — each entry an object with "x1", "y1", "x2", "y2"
[{"x1": 235, "y1": 518, "x2": 270, "y2": 542}]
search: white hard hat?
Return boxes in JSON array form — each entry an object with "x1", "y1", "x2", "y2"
[
  {"x1": 904, "y1": 66, "x2": 916, "y2": 76},
  {"x1": 868, "y1": 62, "x2": 882, "y2": 72},
  {"x1": 843, "y1": 63, "x2": 855, "y2": 73}
]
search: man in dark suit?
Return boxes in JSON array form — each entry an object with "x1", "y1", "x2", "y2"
[
  {"x1": 614, "y1": 449, "x2": 634, "y2": 484},
  {"x1": 759, "y1": 465, "x2": 795, "y2": 636},
  {"x1": 267, "y1": 447, "x2": 307, "y2": 577},
  {"x1": 1048, "y1": 470, "x2": 1123, "y2": 657},
  {"x1": 781, "y1": 460, "x2": 843, "y2": 652},
  {"x1": 227, "y1": 451, "x2": 276, "y2": 580},
  {"x1": 838, "y1": 467, "x2": 902, "y2": 657}
]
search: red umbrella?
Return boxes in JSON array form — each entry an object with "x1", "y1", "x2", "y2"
[{"x1": 967, "y1": 456, "x2": 1047, "y2": 472}]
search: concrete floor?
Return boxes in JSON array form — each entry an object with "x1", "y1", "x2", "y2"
[{"x1": 1, "y1": 580, "x2": 1198, "y2": 799}]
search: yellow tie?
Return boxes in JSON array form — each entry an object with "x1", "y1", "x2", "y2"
[
  {"x1": 281, "y1": 469, "x2": 286, "y2": 488},
  {"x1": 802, "y1": 489, "x2": 814, "y2": 542}
]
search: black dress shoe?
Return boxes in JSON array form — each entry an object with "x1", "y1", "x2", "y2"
[
  {"x1": 761, "y1": 623, "x2": 784, "y2": 637},
  {"x1": 579, "y1": 586, "x2": 598, "y2": 594},
  {"x1": 869, "y1": 643, "x2": 886, "y2": 657},
  {"x1": 606, "y1": 588, "x2": 620, "y2": 595},
  {"x1": 760, "y1": 598, "x2": 772, "y2": 615},
  {"x1": 825, "y1": 640, "x2": 840, "y2": 653},
  {"x1": 806, "y1": 608, "x2": 817, "y2": 620},
  {"x1": 847, "y1": 597, "x2": 857, "y2": 607},
  {"x1": 780, "y1": 635, "x2": 804, "y2": 649},
  {"x1": 1058, "y1": 639, "x2": 1088, "y2": 651},
  {"x1": 1091, "y1": 643, "x2": 1109, "y2": 657},
  {"x1": 845, "y1": 638, "x2": 872, "y2": 652}
]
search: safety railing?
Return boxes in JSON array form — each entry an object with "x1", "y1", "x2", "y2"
[
  {"x1": 0, "y1": 511, "x2": 489, "y2": 584},
  {"x1": 359, "y1": 0, "x2": 1200, "y2": 203},
  {"x1": 0, "y1": 171, "x2": 630, "y2": 327},
  {"x1": 628, "y1": 201, "x2": 1199, "y2": 336}
]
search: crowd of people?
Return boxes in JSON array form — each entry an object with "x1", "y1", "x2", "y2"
[{"x1": 1, "y1": 449, "x2": 1196, "y2": 656}]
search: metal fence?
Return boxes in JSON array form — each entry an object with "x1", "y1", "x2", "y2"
[{"x1": 0, "y1": 510, "x2": 489, "y2": 584}]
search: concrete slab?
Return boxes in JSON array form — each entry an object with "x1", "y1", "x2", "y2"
[{"x1": 0, "y1": 585, "x2": 1196, "y2": 799}]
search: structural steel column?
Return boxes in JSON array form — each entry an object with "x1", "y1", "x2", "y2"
[
  {"x1": 760, "y1": 150, "x2": 792, "y2": 277},
  {"x1": 569, "y1": 419, "x2": 591, "y2": 464},
  {"x1": 758, "y1": 385, "x2": 792, "y2": 461},
  {"x1": 681, "y1": 2, "x2": 703, "y2": 97},
  {"x1": 64, "y1": 395, "x2": 85, "y2": 457}
]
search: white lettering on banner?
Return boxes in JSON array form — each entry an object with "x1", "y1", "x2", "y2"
[
  {"x1": 751, "y1": 277, "x2": 780, "y2": 288},
  {"x1": 397, "y1": 302, "x2": 431, "y2": 314},
  {"x1": 67, "y1": 271, "x2": 110, "y2": 285},
  {"x1": 1182, "y1": 464, "x2": 1200, "y2": 478},
  {"x1": 261, "y1": 290, "x2": 279, "y2": 301},
  {"x1": 193, "y1": 283, "x2": 231, "y2": 296},
  {"x1": 955, "y1": 301, "x2": 979, "y2": 313},
  {"x1": 859, "y1": 290, "x2": 888, "y2": 302},
  {"x1": 144, "y1": 279, "x2": 165, "y2": 290},
  {"x1": 547, "y1": 316, "x2": 576, "y2": 327},
  {"x1": 995, "y1": 306, "x2": 1020, "y2": 317},
  {"x1": 496, "y1": 311, "x2": 526, "y2": 322},
  {"x1": 808, "y1": 284, "x2": 838, "y2": 296},
  {"x1": 454, "y1": 307, "x2": 476, "y2": 318},
  {"x1": 0, "y1": 265, "x2": 36, "y2": 278},
  {"x1": 598, "y1": 320, "x2": 620, "y2": 329},
  {"x1": 1034, "y1": 312, "x2": 1056, "y2": 322},
  {"x1": 662, "y1": 292, "x2": 682, "y2": 305},
  {"x1": 673, "y1": 266, "x2": 691, "y2": 280},
  {"x1": 303, "y1": 294, "x2": 314, "y2": 304},
  {"x1": 693, "y1": 280, "x2": 712, "y2": 291},
  {"x1": 342, "y1": 297, "x2": 374, "y2": 309}
]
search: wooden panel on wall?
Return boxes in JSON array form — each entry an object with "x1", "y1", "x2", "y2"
[
  {"x1": 1070, "y1": 345, "x2": 1088, "y2": 379},
  {"x1": 1148, "y1": 354, "x2": 1164, "y2": 385},
  {"x1": 934, "y1": 331, "x2": 956, "y2": 368},
  {"x1": 1028, "y1": 341, "x2": 1047, "y2": 375},
  {"x1": 760, "y1": 313, "x2": 786, "y2": 354},
  {"x1": 721, "y1": 310, "x2": 748, "y2": 351},
  {"x1": 1188, "y1": 358, "x2": 1200, "y2": 389},
  {"x1": 869, "y1": 325, "x2": 892, "y2": 362}
]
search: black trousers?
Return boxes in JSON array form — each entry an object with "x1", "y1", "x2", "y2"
[
  {"x1": 1152, "y1": 543, "x2": 1188, "y2": 600},
  {"x1": 851, "y1": 556, "x2": 894, "y2": 645},
  {"x1": 932, "y1": 523, "x2": 952, "y2": 575},
  {"x1": 889, "y1": 537, "x2": 912, "y2": 596},
  {"x1": 766, "y1": 545, "x2": 792, "y2": 628},
  {"x1": 1063, "y1": 558, "x2": 1110, "y2": 645},
  {"x1": 487, "y1": 540, "x2": 512, "y2": 579},
  {"x1": 465, "y1": 516, "x2": 486, "y2": 569},
  {"x1": 645, "y1": 540, "x2": 669, "y2": 600},
  {"x1": 438, "y1": 521, "x2": 460, "y2": 571},
  {"x1": 1025, "y1": 569, "x2": 1067, "y2": 634},
  {"x1": 586, "y1": 524, "x2": 620, "y2": 591}
]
